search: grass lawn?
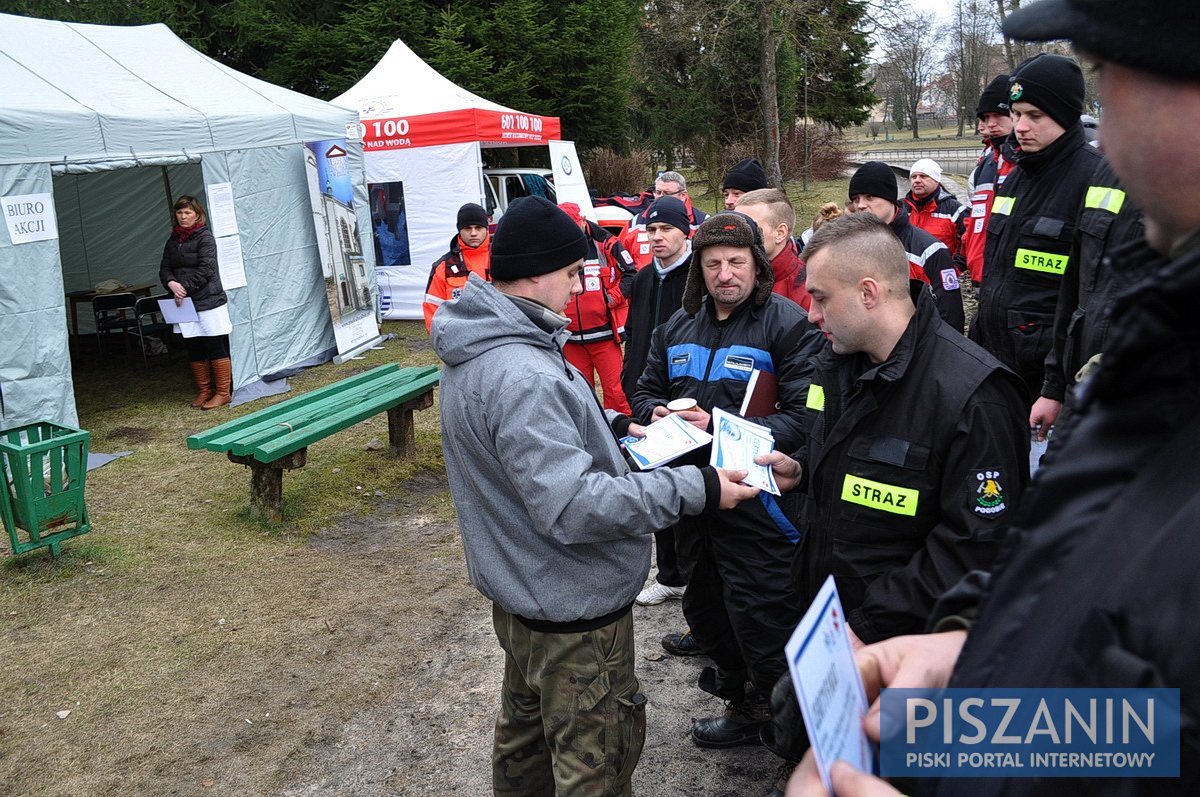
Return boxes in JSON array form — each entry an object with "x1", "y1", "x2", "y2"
[{"x1": 0, "y1": 321, "x2": 456, "y2": 796}]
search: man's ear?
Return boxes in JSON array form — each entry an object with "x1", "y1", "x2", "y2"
[{"x1": 859, "y1": 277, "x2": 882, "y2": 309}]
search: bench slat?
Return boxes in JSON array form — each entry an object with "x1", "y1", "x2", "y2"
[
  {"x1": 187, "y1": 364, "x2": 401, "y2": 451},
  {"x1": 250, "y1": 371, "x2": 440, "y2": 462},
  {"x1": 224, "y1": 371, "x2": 432, "y2": 457}
]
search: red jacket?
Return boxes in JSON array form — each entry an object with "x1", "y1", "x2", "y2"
[
  {"x1": 565, "y1": 222, "x2": 636, "y2": 343},
  {"x1": 903, "y1": 186, "x2": 966, "y2": 260},
  {"x1": 619, "y1": 201, "x2": 707, "y2": 271},
  {"x1": 771, "y1": 239, "x2": 810, "y2": 311},
  {"x1": 961, "y1": 139, "x2": 1016, "y2": 282}
]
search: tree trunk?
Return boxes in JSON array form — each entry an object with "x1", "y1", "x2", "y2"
[{"x1": 758, "y1": 1, "x2": 782, "y2": 187}]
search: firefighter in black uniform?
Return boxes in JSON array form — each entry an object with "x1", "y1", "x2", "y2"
[
  {"x1": 1028, "y1": 157, "x2": 1145, "y2": 437},
  {"x1": 631, "y1": 212, "x2": 823, "y2": 751},
  {"x1": 970, "y1": 53, "x2": 1102, "y2": 401}
]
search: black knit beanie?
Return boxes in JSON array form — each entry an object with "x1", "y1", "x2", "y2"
[
  {"x1": 1008, "y1": 54, "x2": 1084, "y2": 131},
  {"x1": 848, "y1": 161, "x2": 898, "y2": 204},
  {"x1": 681, "y1": 212, "x2": 774, "y2": 314},
  {"x1": 490, "y1": 196, "x2": 588, "y2": 280},
  {"x1": 976, "y1": 74, "x2": 1011, "y2": 118},
  {"x1": 644, "y1": 196, "x2": 691, "y2": 236},
  {"x1": 722, "y1": 158, "x2": 771, "y2": 192},
  {"x1": 456, "y1": 202, "x2": 489, "y2": 230}
]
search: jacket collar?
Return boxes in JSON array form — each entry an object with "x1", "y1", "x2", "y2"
[{"x1": 1011, "y1": 122, "x2": 1085, "y2": 174}]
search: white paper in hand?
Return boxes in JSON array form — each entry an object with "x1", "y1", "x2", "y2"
[
  {"x1": 784, "y1": 575, "x2": 875, "y2": 791},
  {"x1": 157, "y1": 297, "x2": 200, "y2": 324},
  {"x1": 619, "y1": 413, "x2": 712, "y2": 470},
  {"x1": 708, "y1": 407, "x2": 779, "y2": 494}
]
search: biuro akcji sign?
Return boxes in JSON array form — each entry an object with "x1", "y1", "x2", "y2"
[{"x1": 356, "y1": 109, "x2": 562, "y2": 151}]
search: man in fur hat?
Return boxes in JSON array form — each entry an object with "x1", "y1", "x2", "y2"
[{"x1": 630, "y1": 212, "x2": 824, "y2": 750}]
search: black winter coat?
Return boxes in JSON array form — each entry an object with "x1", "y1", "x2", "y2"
[
  {"x1": 934, "y1": 237, "x2": 1200, "y2": 797},
  {"x1": 620, "y1": 256, "x2": 691, "y2": 401},
  {"x1": 971, "y1": 123, "x2": 1102, "y2": 399},
  {"x1": 890, "y1": 206, "x2": 965, "y2": 333},
  {"x1": 793, "y1": 287, "x2": 1029, "y2": 644},
  {"x1": 1040, "y1": 158, "x2": 1145, "y2": 401},
  {"x1": 159, "y1": 225, "x2": 227, "y2": 312}
]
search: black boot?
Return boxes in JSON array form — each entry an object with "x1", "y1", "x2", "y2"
[{"x1": 690, "y1": 694, "x2": 770, "y2": 749}]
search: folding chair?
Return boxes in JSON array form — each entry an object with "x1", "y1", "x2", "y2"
[
  {"x1": 92, "y1": 292, "x2": 138, "y2": 356},
  {"x1": 133, "y1": 294, "x2": 174, "y2": 365}
]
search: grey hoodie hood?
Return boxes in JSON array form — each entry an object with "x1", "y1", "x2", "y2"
[{"x1": 432, "y1": 272, "x2": 570, "y2": 368}]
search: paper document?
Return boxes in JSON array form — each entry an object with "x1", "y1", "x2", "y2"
[
  {"x1": 157, "y1": 297, "x2": 200, "y2": 324},
  {"x1": 785, "y1": 575, "x2": 876, "y2": 792},
  {"x1": 205, "y1": 182, "x2": 240, "y2": 237},
  {"x1": 215, "y1": 235, "x2": 247, "y2": 289},
  {"x1": 620, "y1": 412, "x2": 712, "y2": 470},
  {"x1": 708, "y1": 408, "x2": 780, "y2": 494}
]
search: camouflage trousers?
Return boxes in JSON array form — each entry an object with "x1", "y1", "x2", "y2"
[{"x1": 492, "y1": 603, "x2": 647, "y2": 796}]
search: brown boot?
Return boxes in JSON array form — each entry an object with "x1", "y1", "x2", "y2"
[
  {"x1": 189, "y1": 360, "x2": 214, "y2": 408},
  {"x1": 202, "y1": 358, "x2": 232, "y2": 410}
]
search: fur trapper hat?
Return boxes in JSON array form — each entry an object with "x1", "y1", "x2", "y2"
[{"x1": 681, "y1": 211, "x2": 774, "y2": 314}]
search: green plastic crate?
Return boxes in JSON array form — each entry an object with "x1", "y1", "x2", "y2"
[{"x1": 0, "y1": 421, "x2": 91, "y2": 557}]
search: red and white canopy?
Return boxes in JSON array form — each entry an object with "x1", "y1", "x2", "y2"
[{"x1": 333, "y1": 40, "x2": 560, "y2": 151}]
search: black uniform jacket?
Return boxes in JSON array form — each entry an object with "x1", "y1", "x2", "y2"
[
  {"x1": 971, "y1": 123, "x2": 1102, "y2": 397},
  {"x1": 1040, "y1": 158, "x2": 1145, "y2": 401},
  {"x1": 794, "y1": 287, "x2": 1029, "y2": 644},
  {"x1": 934, "y1": 237, "x2": 1200, "y2": 797}
]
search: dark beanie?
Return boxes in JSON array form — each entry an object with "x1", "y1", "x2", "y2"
[
  {"x1": 456, "y1": 202, "x2": 489, "y2": 230},
  {"x1": 722, "y1": 158, "x2": 771, "y2": 192},
  {"x1": 644, "y1": 196, "x2": 691, "y2": 236},
  {"x1": 1008, "y1": 54, "x2": 1084, "y2": 131},
  {"x1": 681, "y1": 212, "x2": 774, "y2": 314},
  {"x1": 848, "y1": 161, "x2": 898, "y2": 204},
  {"x1": 976, "y1": 74, "x2": 1011, "y2": 118},
  {"x1": 1002, "y1": 0, "x2": 1200, "y2": 81},
  {"x1": 490, "y1": 196, "x2": 588, "y2": 281}
]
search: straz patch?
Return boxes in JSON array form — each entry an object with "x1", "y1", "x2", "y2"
[
  {"x1": 724, "y1": 354, "x2": 756, "y2": 374},
  {"x1": 841, "y1": 474, "x2": 919, "y2": 516},
  {"x1": 1015, "y1": 248, "x2": 1068, "y2": 275},
  {"x1": 971, "y1": 469, "x2": 1007, "y2": 517},
  {"x1": 941, "y1": 269, "x2": 960, "y2": 291}
]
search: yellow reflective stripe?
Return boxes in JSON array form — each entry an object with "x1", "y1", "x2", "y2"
[
  {"x1": 1085, "y1": 186, "x2": 1127, "y2": 214},
  {"x1": 806, "y1": 384, "x2": 825, "y2": 411},
  {"x1": 1014, "y1": 248, "x2": 1068, "y2": 275},
  {"x1": 841, "y1": 474, "x2": 919, "y2": 516},
  {"x1": 992, "y1": 196, "x2": 1016, "y2": 216}
]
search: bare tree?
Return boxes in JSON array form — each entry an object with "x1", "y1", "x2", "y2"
[
  {"x1": 879, "y1": 8, "x2": 941, "y2": 139},
  {"x1": 944, "y1": 0, "x2": 997, "y2": 137}
]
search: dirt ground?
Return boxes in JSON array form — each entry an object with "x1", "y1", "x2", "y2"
[{"x1": 277, "y1": 469, "x2": 781, "y2": 797}]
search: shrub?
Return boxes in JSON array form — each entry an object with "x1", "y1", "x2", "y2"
[
  {"x1": 584, "y1": 148, "x2": 653, "y2": 196},
  {"x1": 781, "y1": 124, "x2": 850, "y2": 182}
]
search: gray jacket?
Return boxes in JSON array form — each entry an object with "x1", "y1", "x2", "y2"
[{"x1": 432, "y1": 273, "x2": 712, "y2": 622}]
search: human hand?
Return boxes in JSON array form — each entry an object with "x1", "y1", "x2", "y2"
[
  {"x1": 715, "y1": 467, "x2": 759, "y2": 509},
  {"x1": 1029, "y1": 397, "x2": 1060, "y2": 442},
  {"x1": 857, "y1": 630, "x2": 967, "y2": 742},
  {"x1": 651, "y1": 405, "x2": 671, "y2": 421},
  {"x1": 168, "y1": 280, "x2": 187, "y2": 302},
  {"x1": 625, "y1": 422, "x2": 647, "y2": 439},
  {"x1": 848, "y1": 627, "x2": 865, "y2": 651},
  {"x1": 786, "y1": 755, "x2": 903, "y2": 796},
  {"x1": 754, "y1": 450, "x2": 803, "y2": 492},
  {"x1": 674, "y1": 407, "x2": 711, "y2": 433}
]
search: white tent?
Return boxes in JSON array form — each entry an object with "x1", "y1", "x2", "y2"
[
  {"x1": 334, "y1": 40, "x2": 560, "y2": 319},
  {"x1": 0, "y1": 13, "x2": 379, "y2": 430}
]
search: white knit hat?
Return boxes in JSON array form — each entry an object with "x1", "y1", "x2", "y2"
[{"x1": 909, "y1": 158, "x2": 943, "y2": 184}]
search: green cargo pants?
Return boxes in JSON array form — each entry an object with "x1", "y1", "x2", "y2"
[{"x1": 492, "y1": 604, "x2": 647, "y2": 796}]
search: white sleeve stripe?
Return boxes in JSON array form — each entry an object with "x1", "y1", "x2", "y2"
[
  {"x1": 909, "y1": 241, "x2": 949, "y2": 267},
  {"x1": 424, "y1": 294, "x2": 445, "y2": 306}
]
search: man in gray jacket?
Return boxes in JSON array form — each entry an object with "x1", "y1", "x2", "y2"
[{"x1": 431, "y1": 195, "x2": 757, "y2": 796}]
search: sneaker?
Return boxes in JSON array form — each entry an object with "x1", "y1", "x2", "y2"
[
  {"x1": 690, "y1": 696, "x2": 771, "y2": 749},
  {"x1": 636, "y1": 582, "x2": 686, "y2": 606},
  {"x1": 661, "y1": 629, "x2": 703, "y2": 656}
]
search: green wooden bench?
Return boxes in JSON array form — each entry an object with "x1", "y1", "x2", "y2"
[{"x1": 187, "y1": 364, "x2": 440, "y2": 523}]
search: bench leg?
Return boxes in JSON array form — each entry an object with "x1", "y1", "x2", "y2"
[
  {"x1": 387, "y1": 390, "x2": 434, "y2": 458},
  {"x1": 228, "y1": 449, "x2": 308, "y2": 523}
]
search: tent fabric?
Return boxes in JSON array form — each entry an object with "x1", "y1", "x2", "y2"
[
  {"x1": 0, "y1": 13, "x2": 377, "y2": 431},
  {"x1": 333, "y1": 40, "x2": 559, "y2": 320}
]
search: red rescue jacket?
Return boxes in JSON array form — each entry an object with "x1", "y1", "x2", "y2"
[
  {"x1": 961, "y1": 138, "x2": 1016, "y2": 283},
  {"x1": 565, "y1": 222, "x2": 636, "y2": 343}
]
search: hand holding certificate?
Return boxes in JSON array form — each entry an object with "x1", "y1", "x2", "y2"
[
  {"x1": 157, "y1": 297, "x2": 200, "y2": 324},
  {"x1": 620, "y1": 412, "x2": 713, "y2": 470},
  {"x1": 709, "y1": 407, "x2": 780, "y2": 494},
  {"x1": 785, "y1": 576, "x2": 876, "y2": 792}
]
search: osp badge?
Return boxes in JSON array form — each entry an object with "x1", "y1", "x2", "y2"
[
  {"x1": 971, "y1": 469, "x2": 1007, "y2": 517},
  {"x1": 1009, "y1": 82, "x2": 1024, "y2": 101}
]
